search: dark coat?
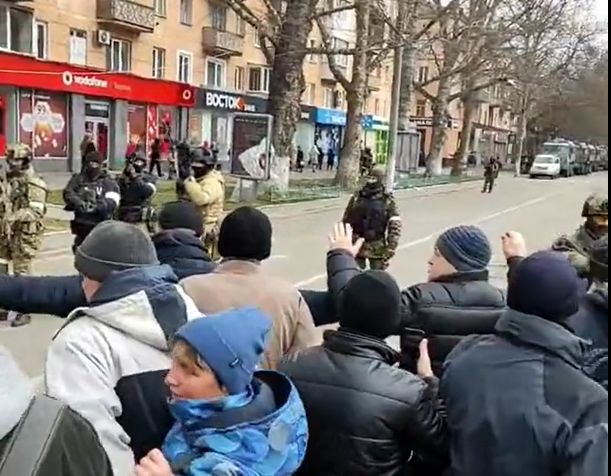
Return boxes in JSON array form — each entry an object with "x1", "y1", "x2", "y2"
[
  {"x1": 441, "y1": 309, "x2": 609, "y2": 476},
  {"x1": 327, "y1": 249, "x2": 506, "y2": 373},
  {"x1": 279, "y1": 330, "x2": 448, "y2": 476},
  {"x1": 152, "y1": 229, "x2": 216, "y2": 280}
]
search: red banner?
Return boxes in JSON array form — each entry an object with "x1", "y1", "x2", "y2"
[{"x1": 0, "y1": 52, "x2": 195, "y2": 107}]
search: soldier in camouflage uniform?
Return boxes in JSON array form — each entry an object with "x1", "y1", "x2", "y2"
[
  {"x1": 552, "y1": 193, "x2": 608, "y2": 278},
  {"x1": 0, "y1": 144, "x2": 47, "y2": 327},
  {"x1": 343, "y1": 166, "x2": 402, "y2": 270}
]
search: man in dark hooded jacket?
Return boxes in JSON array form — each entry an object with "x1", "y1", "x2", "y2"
[
  {"x1": 327, "y1": 223, "x2": 505, "y2": 374},
  {"x1": 441, "y1": 250, "x2": 608, "y2": 476},
  {"x1": 280, "y1": 270, "x2": 448, "y2": 476}
]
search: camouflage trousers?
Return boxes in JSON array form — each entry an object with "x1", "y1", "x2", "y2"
[
  {"x1": 356, "y1": 257, "x2": 389, "y2": 271},
  {"x1": 0, "y1": 220, "x2": 44, "y2": 276},
  {"x1": 203, "y1": 225, "x2": 220, "y2": 260}
]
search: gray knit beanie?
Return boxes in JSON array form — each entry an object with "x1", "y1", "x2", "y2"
[
  {"x1": 436, "y1": 225, "x2": 492, "y2": 272},
  {"x1": 75, "y1": 221, "x2": 159, "y2": 282}
]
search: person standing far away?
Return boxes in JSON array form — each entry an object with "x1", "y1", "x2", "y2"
[
  {"x1": 441, "y1": 248, "x2": 608, "y2": 476},
  {"x1": 62, "y1": 151, "x2": 120, "y2": 252},
  {"x1": 317, "y1": 145, "x2": 325, "y2": 171},
  {"x1": 342, "y1": 165, "x2": 402, "y2": 270},
  {"x1": 327, "y1": 146, "x2": 336, "y2": 171},
  {"x1": 179, "y1": 147, "x2": 225, "y2": 259},
  {"x1": 482, "y1": 156, "x2": 498, "y2": 193},
  {"x1": 0, "y1": 143, "x2": 47, "y2": 328},
  {"x1": 149, "y1": 137, "x2": 163, "y2": 178},
  {"x1": 296, "y1": 146, "x2": 305, "y2": 173},
  {"x1": 309, "y1": 144, "x2": 319, "y2": 173}
]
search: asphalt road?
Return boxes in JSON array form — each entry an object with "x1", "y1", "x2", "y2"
[{"x1": 0, "y1": 172, "x2": 607, "y2": 378}]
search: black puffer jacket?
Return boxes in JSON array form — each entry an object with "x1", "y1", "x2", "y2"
[
  {"x1": 152, "y1": 229, "x2": 216, "y2": 280},
  {"x1": 328, "y1": 250, "x2": 506, "y2": 373},
  {"x1": 280, "y1": 330, "x2": 448, "y2": 476}
]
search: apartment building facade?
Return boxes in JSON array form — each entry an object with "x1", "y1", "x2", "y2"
[{"x1": 0, "y1": 0, "x2": 395, "y2": 171}]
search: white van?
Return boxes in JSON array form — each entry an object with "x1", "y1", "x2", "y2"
[{"x1": 529, "y1": 155, "x2": 562, "y2": 179}]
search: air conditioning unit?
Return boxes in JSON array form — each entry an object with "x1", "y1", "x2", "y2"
[{"x1": 97, "y1": 30, "x2": 112, "y2": 46}]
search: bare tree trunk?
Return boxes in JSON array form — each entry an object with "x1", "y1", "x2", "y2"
[
  {"x1": 426, "y1": 75, "x2": 452, "y2": 175},
  {"x1": 266, "y1": 0, "x2": 316, "y2": 193},
  {"x1": 513, "y1": 93, "x2": 530, "y2": 176},
  {"x1": 398, "y1": 45, "x2": 417, "y2": 131},
  {"x1": 452, "y1": 93, "x2": 476, "y2": 176}
]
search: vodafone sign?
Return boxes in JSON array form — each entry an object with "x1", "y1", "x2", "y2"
[
  {"x1": 197, "y1": 89, "x2": 268, "y2": 114},
  {"x1": 0, "y1": 52, "x2": 195, "y2": 108}
]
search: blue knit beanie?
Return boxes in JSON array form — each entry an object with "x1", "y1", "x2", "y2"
[
  {"x1": 175, "y1": 308, "x2": 272, "y2": 394},
  {"x1": 508, "y1": 251, "x2": 581, "y2": 322},
  {"x1": 436, "y1": 226, "x2": 492, "y2": 272}
]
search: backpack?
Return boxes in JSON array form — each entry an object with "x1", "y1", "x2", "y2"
[{"x1": 347, "y1": 189, "x2": 389, "y2": 242}]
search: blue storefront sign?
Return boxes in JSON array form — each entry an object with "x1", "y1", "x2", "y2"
[
  {"x1": 362, "y1": 114, "x2": 389, "y2": 131},
  {"x1": 314, "y1": 108, "x2": 347, "y2": 127}
]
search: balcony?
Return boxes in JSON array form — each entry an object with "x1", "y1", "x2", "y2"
[
  {"x1": 202, "y1": 27, "x2": 244, "y2": 57},
  {"x1": 97, "y1": 0, "x2": 155, "y2": 33}
]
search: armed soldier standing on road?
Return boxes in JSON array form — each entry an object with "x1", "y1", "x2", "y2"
[
  {"x1": 482, "y1": 157, "x2": 500, "y2": 193},
  {"x1": 117, "y1": 151, "x2": 157, "y2": 233},
  {"x1": 179, "y1": 147, "x2": 225, "y2": 258},
  {"x1": 343, "y1": 165, "x2": 402, "y2": 270},
  {"x1": 63, "y1": 151, "x2": 120, "y2": 251},
  {"x1": 0, "y1": 144, "x2": 47, "y2": 327},
  {"x1": 553, "y1": 193, "x2": 608, "y2": 278}
]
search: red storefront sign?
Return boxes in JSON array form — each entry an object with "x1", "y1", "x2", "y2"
[{"x1": 0, "y1": 52, "x2": 195, "y2": 107}]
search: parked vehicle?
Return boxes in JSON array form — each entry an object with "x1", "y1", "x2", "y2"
[
  {"x1": 529, "y1": 154, "x2": 562, "y2": 179},
  {"x1": 540, "y1": 140, "x2": 575, "y2": 177}
]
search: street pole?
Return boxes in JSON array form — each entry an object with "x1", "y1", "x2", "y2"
[{"x1": 385, "y1": 8, "x2": 405, "y2": 192}]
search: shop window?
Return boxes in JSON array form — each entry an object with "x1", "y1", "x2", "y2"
[
  {"x1": 180, "y1": 0, "x2": 193, "y2": 26},
  {"x1": 152, "y1": 47, "x2": 166, "y2": 79},
  {"x1": 0, "y1": 6, "x2": 34, "y2": 54},
  {"x1": 248, "y1": 66, "x2": 271, "y2": 93},
  {"x1": 69, "y1": 29, "x2": 87, "y2": 65},
  {"x1": 108, "y1": 38, "x2": 131, "y2": 72},
  {"x1": 207, "y1": 59, "x2": 226, "y2": 89},
  {"x1": 18, "y1": 90, "x2": 68, "y2": 159},
  {"x1": 416, "y1": 100, "x2": 427, "y2": 117},
  {"x1": 178, "y1": 51, "x2": 193, "y2": 83},
  {"x1": 35, "y1": 21, "x2": 48, "y2": 59},
  {"x1": 211, "y1": 4, "x2": 227, "y2": 31},
  {"x1": 234, "y1": 66, "x2": 244, "y2": 91},
  {"x1": 154, "y1": 0, "x2": 167, "y2": 17}
]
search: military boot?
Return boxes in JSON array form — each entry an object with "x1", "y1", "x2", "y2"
[{"x1": 10, "y1": 313, "x2": 32, "y2": 328}]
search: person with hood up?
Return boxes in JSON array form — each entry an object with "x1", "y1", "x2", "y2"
[
  {"x1": 441, "y1": 250, "x2": 608, "y2": 476},
  {"x1": 280, "y1": 270, "x2": 448, "y2": 476},
  {"x1": 135, "y1": 308, "x2": 308, "y2": 476},
  {"x1": 0, "y1": 200, "x2": 216, "y2": 318},
  {"x1": 0, "y1": 347, "x2": 113, "y2": 476},
  {"x1": 181, "y1": 206, "x2": 319, "y2": 370},
  {"x1": 44, "y1": 221, "x2": 201, "y2": 476},
  {"x1": 326, "y1": 223, "x2": 505, "y2": 375}
]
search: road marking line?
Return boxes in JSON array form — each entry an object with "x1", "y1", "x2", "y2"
[{"x1": 293, "y1": 194, "x2": 554, "y2": 288}]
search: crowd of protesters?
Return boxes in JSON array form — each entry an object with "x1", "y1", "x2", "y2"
[{"x1": 0, "y1": 194, "x2": 608, "y2": 476}]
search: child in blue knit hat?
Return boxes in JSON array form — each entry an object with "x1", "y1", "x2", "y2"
[{"x1": 135, "y1": 307, "x2": 308, "y2": 476}]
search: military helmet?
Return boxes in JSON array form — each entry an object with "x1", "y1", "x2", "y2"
[
  {"x1": 582, "y1": 193, "x2": 608, "y2": 217},
  {"x1": 368, "y1": 165, "x2": 386, "y2": 184},
  {"x1": 191, "y1": 147, "x2": 216, "y2": 166},
  {"x1": 6, "y1": 143, "x2": 33, "y2": 161}
]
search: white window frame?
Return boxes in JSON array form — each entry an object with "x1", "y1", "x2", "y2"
[
  {"x1": 234, "y1": 66, "x2": 244, "y2": 91},
  {"x1": 247, "y1": 66, "x2": 271, "y2": 93},
  {"x1": 34, "y1": 20, "x2": 48, "y2": 59},
  {"x1": 109, "y1": 38, "x2": 131, "y2": 72},
  {"x1": 154, "y1": 0, "x2": 167, "y2": 17},
  {"x1": 206, "y1": 58, "x2": 226, "y2": 89},
  {"x1": 324, "y1": 87, "x2": 335, "y2": 109},
  {"x1": 69, "y1": 28, "x2": 87, "y2": 65},
  {"x1": 416, "y1": 100, "x2": 426, "y2": 117},
  {"x1": 180, "y1": 0, "x2": 193, "y2": 25},
  {"x1": 418, "y1": 66, "x2": 429, "y2": 83},
  {"x1": 210, "y1": 4, "x2": 227, "y2": 31},
  {"x1": 253, "y1": 28, "x2": 261, "y2": 48},
  {"x1": 177, "y1": 50, "x2": 193, "y2": 83},
  {"x1": 236, "y1": 15, "x2": 246, "y2": 36},
  {"x1": 152, "y1": 47, "x2": 166, "y2": 79},
  {"x1": 0, "y1": 5, "x2": 34, "y2": 54},
  {"x1": 308, "y1": 39, "x2": 317, "y2": 63}
]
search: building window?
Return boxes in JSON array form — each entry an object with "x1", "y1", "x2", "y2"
[
  {"x1": 253, "y1": 28, "x2": 261, "y2": 48},
  {"x1": 332, "y1": 38, "x2": 349, "y2": 67},
  {"x1": 308, "y1": 83, "x2": 316, "y2": 105},
  {"x1": 210, "y1": 4, "x2": 227, "y2": 30},
  {"x1": 418, "y1": 66, "x2": 429, "y2": 83},
  {"x1": 0, "y1": 5, "x2": 34, "y2": 53},
  {"x1": 108, "y1": 38, "x2": 131, "y2": 72},
  {"x1": 324, "y1": 87, "x2": 335, "y2": 108},
  {"x1": 154, "y1": 0, "x2": 166, "y2": 17},
  {"x1": 234, "y1": 66, "x2": 244, "y2": 91},
  {"x1": 152, "y1": 47, "x2": 166, "y2": 79},
  {"x1": 236, "y1": 15, "x2": 246, "y2": 36},
  {"x1": 180, "y1": 0, "x2": 193, "y2": 25},
  {"x1": 177, "y1": 51, "x2": 193, "y2": 83},
  {"x1": 308, "y1": 39, "x2": 317, "y2": 63},
  {"x1": 206, "y1": 59, "x2": 226, "y2": 89},
  {"x1": 374, "y1": 98, "x2": 380, "y2": 115},
  {"x1": 248, "y1": 66, "x2": 271, "y2": 93},
  {"x1": 69, "y1": 29, "x2": 87, "y2": 64},
  {"x1": 416, "y1": 100, "x2": 426, "y2": 116},
  {"x1": 35, "y1": 20, "x2": 48, "y2": 59}
]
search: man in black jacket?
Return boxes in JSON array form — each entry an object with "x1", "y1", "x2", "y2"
[
  {"x1": 280, "y1": 270, "x2": 448, "y2": 476},
  {"x1": 441, "y1": 250, "x2": 608, "y2": 476},
  {"x1": 327, "y1": 223, "x2": 505, "y2": 374}
]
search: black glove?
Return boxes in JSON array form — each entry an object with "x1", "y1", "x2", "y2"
[{"x1": 78, "y1": 201, "x2": 96, "y2": 214}]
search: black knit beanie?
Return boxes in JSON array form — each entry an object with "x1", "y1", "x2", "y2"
[
  {"x1": 75, "y1": 221, "x2": 159, "y2": 282},
  {"x1": 218, "y1": 207, "x2": 272, "y2": 261},
  {"x1": 158, "y1": 200, "x2": 205, "y2": 237},
  {"x1": 339, "y1": 271, "x2": 402, "y2": 339}
]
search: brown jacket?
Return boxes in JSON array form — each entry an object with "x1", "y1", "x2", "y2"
[{"x1": 181, "y1": 260, "x2": 320, "y2": 370}]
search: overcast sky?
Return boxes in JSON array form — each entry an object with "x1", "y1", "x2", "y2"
[{"x1": 594, "y1": 0, "x2": 608, "y2": 20}]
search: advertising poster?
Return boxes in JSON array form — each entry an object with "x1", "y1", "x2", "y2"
[
  {"x1": 19, "y1": 91, "x2": 68, "y2": 158},
  {"x1": 128, "y1": 103, "x2": 147, "y2": 151},
  {"x1": 230, "y1": 114, "x2": 273, "y2": 180}
]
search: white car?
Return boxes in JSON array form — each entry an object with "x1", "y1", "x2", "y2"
[{"x1": 529, "y1": 155, "x2": 561, "y2": 179}]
